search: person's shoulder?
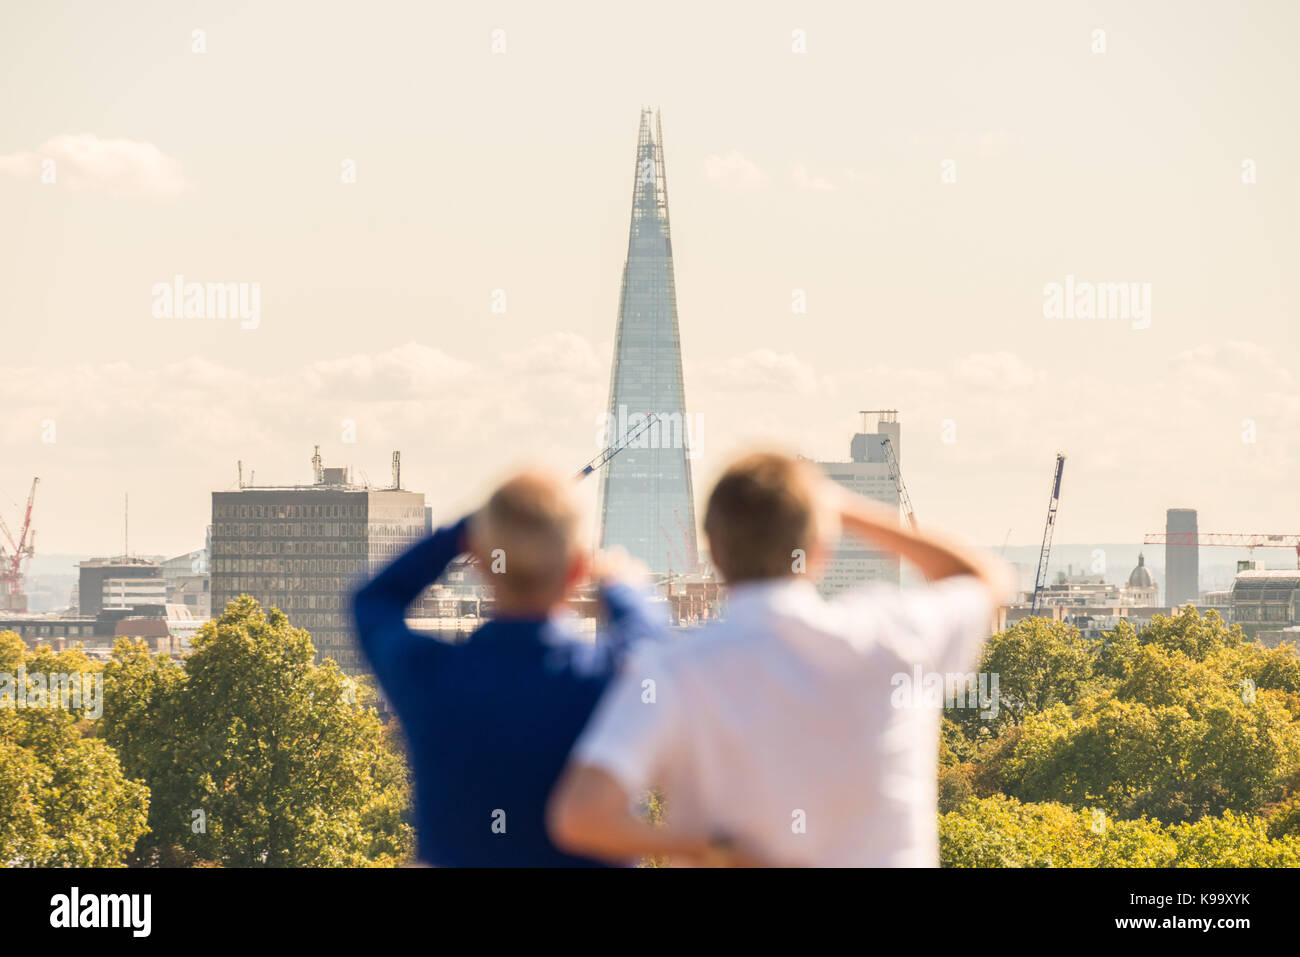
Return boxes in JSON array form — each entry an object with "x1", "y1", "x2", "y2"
[
  {"x1": 536, "y1": 620, "x2": 631, "y2": 678},
  {"x1": 820, "y1": 581, "x2": 936, "y2": 658},
  {"x1": 634, "y1": 619, "x2": 765, "y2": 674},
  {"x1": 831, "y1": 576, "x2": 989, "y2": 620},
  {"x1": 830, "y1": 575, "x2": 993, "y2": 657}
]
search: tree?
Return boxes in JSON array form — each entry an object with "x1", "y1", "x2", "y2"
[
  {"x1": 940, "y1": 795, "x2": 1300, "y2": 868},
  {"x1": 997, "y1": 645, "x2": 1300, "y2": 824},
  {"x1": 0, "y1": 631, "x2": 150, "y2": 866},
  {"x1": 101, "y1": 597, "x2": 413, "y2": 867},
  {"x1": 98, "y1": 637, "x2": 191, "y2": 865},
  {"x1": 952, "y1": 617, "x2": 1096, "y2": 735}
]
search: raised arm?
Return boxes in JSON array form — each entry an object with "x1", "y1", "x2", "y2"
[
  {"x1": 351, "y1": 514, "x2": 471, "y2": 685},
  {"x1": 591, "y1": 547, "x2": 663, "y2": 653},
  {"x1": 827, "y1": 483, "x2": 1012, "y2": 600}
]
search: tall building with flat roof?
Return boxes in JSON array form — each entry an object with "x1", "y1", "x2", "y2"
[
  {"x1": 210, "y1": 455, "x2": 424, "y2": 675},
  {"x1": 814, "y1": 413, "x2": 903, "y2": 596},
  {"x1": 597, "y1": 108, "x2": 700, "y2": 577},
  {"x1": 1165, "y1": 508, "x2": 1199, "y2": 606},
  {"x1": 1231, "y1": 569, "x2": 1300, "y2": 644},
  {"x1": 78, "y1": 558, "x2": 162, "y2": 616}
]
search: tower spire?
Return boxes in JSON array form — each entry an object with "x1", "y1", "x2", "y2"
[{"x1": 597, "y1": 109, "x2": 699, "y2": 576}]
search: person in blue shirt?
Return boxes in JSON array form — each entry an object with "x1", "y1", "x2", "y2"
[{"x1": 351, "y1": 468, "x2": 658, "y2": 867}]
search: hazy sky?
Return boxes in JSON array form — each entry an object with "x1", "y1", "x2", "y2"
[{"x1": 1, "y1": 0, "x2": 1297, "y2": 559}]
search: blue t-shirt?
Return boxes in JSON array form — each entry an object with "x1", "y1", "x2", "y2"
[{"x1": 352, "y1": 516, "x2": 658, "y2": 866}]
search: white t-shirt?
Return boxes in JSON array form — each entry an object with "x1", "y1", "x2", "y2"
[{"x1": 572, "y1": 575, "x2": 994, "y2": 867}]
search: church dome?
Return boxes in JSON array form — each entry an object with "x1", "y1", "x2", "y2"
[{"x1": 1127, "y1": 553, "x2": 1154, "y2": 589}]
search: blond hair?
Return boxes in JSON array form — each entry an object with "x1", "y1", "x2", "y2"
[
  {"x1": 704, "y1": 452, "x2": 828, "y2": 584},
  {"x1": 469, "y1": 469, "x2": 584, "y2": 603}
]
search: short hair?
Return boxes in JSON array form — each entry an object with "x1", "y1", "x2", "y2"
[
  {"x1": 470, "y1": 469, "x2": 584, "y2": 602},
  {"x1": 704, "y1": 452, "x2": 827, "y2": 584}
]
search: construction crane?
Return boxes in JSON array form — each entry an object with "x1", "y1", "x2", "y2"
[
  {"x1": 464, "y1": 413, "x2": 661, "y2": 570},
  {"x1": 575, "y1": 412, "x2": 660, "y2": 480},
  {"x1": 0, "y1": 478, "x2": 40, "y2": 612},
  {"x1": 1143, "y1": 531, "x2": 1300, "y2": 570},
  {"x1": 659, "y1": 524, "x2": 686, "y2": 574},
  {"x1": 1031, "y1": 454, "x2": 1066, "y2": 614},
  {"x1": 879, "y1": 437, "x2": 917, "y2": 531}
]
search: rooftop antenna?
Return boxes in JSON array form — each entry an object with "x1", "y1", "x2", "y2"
[
  {"x1": 312, "y1": 445, "x2": 324, "y2": 485},
  {"x1": 392, "y1": 451, "x2": 401, "y2": 490},
  {"x1": 858, "y1": 409, "x2": 899, "y2": 433},
  {"x1": 237, "y1": 460, "x2": 244, "y2": 489},
  {"x1": 124, "y1": 493, "x2": 129, "y2": 559}
]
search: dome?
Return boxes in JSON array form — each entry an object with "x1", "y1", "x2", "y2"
[{"x1": 1127, "y1": 553, "x2": 1154, "y2": 589}]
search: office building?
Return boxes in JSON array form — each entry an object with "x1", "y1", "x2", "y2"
[
  {"x1": 210, "y1": 451, "x2": 425, "y2": 675},
  {"x1": 78, "y1": 558, "x2": 162, "y2": 617},
  {"x1": 596, "y1": 109, "x2": 700, "y2": 577},
  {"x1": 1165, "y1": 508, "x2": 1199, "y2": 606},
  {"x1": 815, "y1": 412, "x2": 903, "y2": 596}
]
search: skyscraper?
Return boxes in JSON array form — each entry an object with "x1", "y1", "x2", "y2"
[
  {"x1": 597, "y1": 109, "x2": 699, "y2": 577},
  {"x1": 1165, "y1": 507, "x2": 1199, "y2": 606},
  {"x1": 815, "y1": 412, "x2": 903, "y2": 596},
  {"x1": 210, "y1": 453, "x2": 425, "y2": 675}
]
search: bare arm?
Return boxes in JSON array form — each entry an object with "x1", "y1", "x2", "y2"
[
  {"x1": 827, "y1": 482, "x2": 1013, "y2": 600},
  {"x1": 547, "y1": 766, "x2": 757, "y2": 866}
]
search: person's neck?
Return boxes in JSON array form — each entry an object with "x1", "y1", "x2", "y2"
[{"x1": 493, "y1": 596, "x2": 563, "y2": 621}]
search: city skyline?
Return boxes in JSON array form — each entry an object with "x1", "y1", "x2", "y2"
[{"x1": 1, "y1": 1, "x2": 1298, "y2": 557}]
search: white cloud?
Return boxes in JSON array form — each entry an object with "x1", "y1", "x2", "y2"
[
  {"x1": 306, "y1": 342, "x2": 475, "y2": 399},
  {"x1": 952, "y1": 352, "x2": 1047, "y2": 391},
  {"x1": 2, "y1": 337, "x2": 1298, "y2": 555},
  {"x1": 792, "y1": 164, "x2": 836, "y2": 192},
  {"x1": 0, "y1": 134, "x2": 189, "y2": 197},
  {"x1": 693, "y1": 349, "x2": 823, "y2": 395},
  {"x1": 703, "y1": 151, "x2": 768, "y2": 191}
]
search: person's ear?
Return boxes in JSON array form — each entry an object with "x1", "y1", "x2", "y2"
[
  {"x1": 564, "y1": 550, "x2": 590, "y2": 593},
  {"x1": 806, "y1": 539, "x2": 830, "y2": 580}
]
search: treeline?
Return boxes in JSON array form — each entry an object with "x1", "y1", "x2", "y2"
[
  {"x1": 6, "y1": 600, "x2": 1300, "y2": 867},
  {"x1": 0, "y1": 597, "x2": 412, "y2": 867},
  {"x1": 940, "y1": 608, "x2": 1300, "y2": 866}
]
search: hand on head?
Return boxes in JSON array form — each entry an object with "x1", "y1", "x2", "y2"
[{"x1": 591, "y1": 546, "x2": 650, "y2": 589}]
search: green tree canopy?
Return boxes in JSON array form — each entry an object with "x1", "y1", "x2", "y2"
[
  {"x1": 0, "y1": 631, "x2": 149, "y2": 866},
  {"x1": 100, "y1": 597, "x2": 412, "y2": 867}
]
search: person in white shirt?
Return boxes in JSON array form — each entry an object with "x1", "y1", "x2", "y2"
[{"x1": 547, "y1": 450, "x2": 1012, "y2": 867}]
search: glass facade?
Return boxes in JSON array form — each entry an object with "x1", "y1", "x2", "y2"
[
  {"x1": 597, "y1": 109, "x2": 700, "y2": 577},
  {"x1": 210, "y1": 488, "x2": 425, "y2": 674},
  {"x1": 816, "y1": 428, "x2": 903, "y2": 596}
]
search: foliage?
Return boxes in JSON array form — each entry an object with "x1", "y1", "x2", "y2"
[
  {"x1": 941, "y1": 796, "x2": 1300, "y2": 867},
  {"x1": 0, "y1": 631, "x2": 149, "y2": 866},
  {"x1": 99, "y1": 597, "x2": 413, "y2": 867},
  {"x1": 940, "y1": 607, "x2": 1300, "y2": 865}
]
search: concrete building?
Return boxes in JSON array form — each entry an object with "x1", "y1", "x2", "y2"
[
  {"x1": 814, "y1": 412, "x2": 902, "y2": 596},
  {"x1": 0, "y1": 604, "x2": 181, "y2": 657},
  {"x1": 102, "y1": 576, "x2": 167, "y2": 610},
  {"x1": 77, "y1": 558, "x2": 162, "y2": 616},
  {"x1": 1005, "y1": 554, "x2": 1172, "y2": 641},
  {"x1": 162, "y1": 549, "x2": 211, "y2": 618},
  {"x1": 210, "y1": 452, "x2": 425, "y2": 675},
  {"x1": 1230, "y1": 569, "x2": 1300, "y2": 644},
  {"x1": 1124, "y1": 553, "x2": 1159, "y2": 605},
  {"x1": 1165, "y1": 508, "x2": 1199, "y2": 606}
]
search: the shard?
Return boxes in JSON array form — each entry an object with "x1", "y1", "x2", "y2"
[{"x1": 597, "y1": 109, "x2": 700, "y2": 577}]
